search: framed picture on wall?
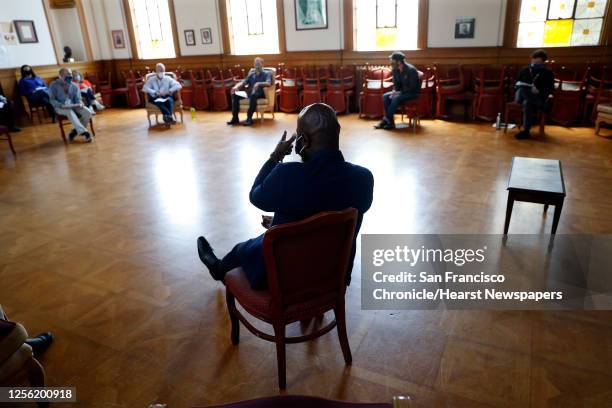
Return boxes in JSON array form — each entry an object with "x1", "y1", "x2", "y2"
[
  {"x1": 185, "y1": 29, "x2": 196, "y2": 46},
  {"x1": 295, "y1": 0, "x2": 328, "y2": 30},
  {"x1": 13, "y1": 20, "x2": 38, "y2": 44},
  {"x1": 201, "y1": 28, "x2": 212, "y2": 44},
  {"x1": 111, "y1": 29, "x2": 126, "y2": 49},
  {"x1": 455, "y1": 18, "x2": 475, "y2": 39}
]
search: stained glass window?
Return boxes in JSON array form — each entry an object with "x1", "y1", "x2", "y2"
[{"x1": 516, "y1": 0, "x2": 608, "y2": 47}]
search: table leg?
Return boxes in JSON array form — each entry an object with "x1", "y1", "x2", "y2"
[
  {"x1": 504, "y1": 193, "x2": 514, "y2": 235},
  {"x1": 551, "y1": 199, "x2": 564, "y2": 235},
  {"x1": 544, "y1": 204, "x2": 549, "y2": 213}
]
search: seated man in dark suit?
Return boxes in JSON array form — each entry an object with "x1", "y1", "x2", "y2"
[
  {"x1": 198, "y1": 103, "x2": 374, "y2": 289},
  {"x1": 514, "y1": 49, "x2": 554, "y2": 140},
  {"x1": 375, "y1": 51, "x2": 421, "y2": 130}
]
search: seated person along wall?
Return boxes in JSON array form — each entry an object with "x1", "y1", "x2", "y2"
[
  {"x1": 227, "y1": 57, "x2": 272, "y2": 127},
  {"x1": 49, "y1": 68, "x2": 93, "y2": 142},
  {"x1": 0, "y1": 91, "x2": 20, "y2": 132},
  {"x1": 375, "y1": 52, "x2": 421, "y2": 130},
  {"x1": 199, "y1": 103, "x2": 375, "y2": 289},
  {"x1": 143, "y1": 63, "x2": 182, "y2": 127},
  {"x1": 514, "y1": 49, "x2": 554, "y2": 140},
  {"x1": 18, "y1": 65, "x2": 56, "y2": 122},
  {"x1": 73, "y1": 71, "x2": 105, "y2": 112}
]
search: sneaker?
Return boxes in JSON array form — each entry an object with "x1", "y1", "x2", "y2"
[
  {"x1": 68, "y1": 129, "x2": 78, "y2": 142},
  {"x1": 81, "y1": 131, "x2": 92, "y2": 142},
  {"x1": 88, "y1": 106, "x2": 96, "y2": 116},
  {"x1": 94, "y1": 101, "x2": 105, "y2": 111}
]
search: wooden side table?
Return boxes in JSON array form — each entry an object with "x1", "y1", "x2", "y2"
[{"x1": 504, "y1": 157, "x2": 566, "y2": 235}]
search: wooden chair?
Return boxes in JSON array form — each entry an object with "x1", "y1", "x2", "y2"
[
  {"x1": 473, "y1": 66, "x2": 505, "y2": 121},
  {"x1": 224, "y1": 208, "x2": 358, "y2": 389},
  {"x1": 143, "y1": 72, "x2": 184, "y2": 127},
  {"x1": 595, "y1": 103, "x2": 612, "y2": 136},
  {"x1": 20, "y1": 95, "x2": 47, "y2": 124},
  {"x1": 0, "y1": 125, "x2": 16, "y2": 156},
  {"x1": 57, "y1": 114, "x2": 96, "y2": 143},
  {"x1": 238, "y1": 68, "x2": 277, "y2": 122},
  {"x1": 300, "y1": 66, "x2": 326, "y2": 108},
  {"x1": 504, "y1": 98, "x2": 549, "y2": 135},
  {"x1": 549, "y1": 66, "x2": 588, "y2": 126},
  {"x1": 113, "y1": 70, "x2": 141, "y2": 108},
  {"x1": 325, "y1": 66, "x2": 355, "y2": 114},
  {"x1": 399, "y1": 97, "x2": 421, "y2": 133},
  {"x1": 193, "y1": 69, "x2": 210, "y2": 110},
  {"x1": 359, "y1": 67, "x2": 393, "y2": 119},
  {"x1": 435, "y1": 64, "x2": 475, "y2": 120},
  {"x1": 415, "y1": 66, "x2": 436, "y2": 118},
  {"x1": 194, "y1": 395, "x2": 412, "y2": 408},
  {"x1": 583, "y1": 66, "x2": 612, "y2": 123},
  {"x1": 211, "y1": 68, "x2": 234, "y2": 111},
  {"x1": 278, "y1": 67, "x2": 301, "y2": 113},
  {"x1": 179, "y1": 69, "x2": 195, "y2": 109}
]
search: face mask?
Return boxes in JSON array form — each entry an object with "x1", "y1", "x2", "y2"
[
  {"x1": 156, "y1": 72, "x2": 164, "y2": 79},
  {"x1": 65, "y1": 76, "x2": 73, "y2": 83},
  {"x1": 530, "y1": 63, "x2": 543, "y2": 70},
  {"x1": 75, "y1": 75, "x2": 81, "y2": 81},
  {"x1": 255, "y1": 65, "x2": 262, "y2": 73},
  {"x1": 295, "y1": 134, "x2": 306, "y2": 157}
]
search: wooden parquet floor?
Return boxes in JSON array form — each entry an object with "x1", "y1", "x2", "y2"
[{"x1": 1, "y1": 110, "x2": 612, "y2": 407}]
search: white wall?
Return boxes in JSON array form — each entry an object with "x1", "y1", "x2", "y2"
[
  {"x1": 0, "y1": 0, "x2": 57, "y2": 69},
  {"x1": 283, "y1": 0, "x2": 343, "y2": 51},
  {"x1": 81, "y1": 0, "x2": 131, "y2": 60},
  {"x1": 428, "y1": 0, "x2": 506, "y2": 47},
  {"x1": 174, "y1": 0, "x2": 222, "y2": 56},
  {"x1": 47, "y1": 7, "x2": 87, "y2": 61}
]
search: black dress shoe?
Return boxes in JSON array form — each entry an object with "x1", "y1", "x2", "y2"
[
  {"x1": 515, "y1": 130, "x2": 531, "y2": 140},
  {"x1": 25, "y1": 332, "x2": 54, "y2": 357},
  {"x1": 197, "y1": 236, "x2": 224, "y2": 281},
  {"x1": 242, "y1": 118, "x2": 253, "y2": 126},
  {"x1": 9, "y1": 126, "x2": 21, "y2": 132},
  {"x1": 226, "y1": 118, "x2": 239, "y2": 125},
  {"x1": 68, "y1": 129, "x2": 78, "y2": 141},
  {"x1": 374, "y1": 120, "x2": 388, "y2": 129}
]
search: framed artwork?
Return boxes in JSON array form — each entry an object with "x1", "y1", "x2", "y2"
[
  {"x1": 295, "y1": 0, "x2": 328, "y2": 30},
  {"x1": 185, "y1": 29, "x2": 196, "y2": 46},
  {"x1": 14, "y1": 20, "x2": 38, "y2": 44},
  {"x1": 455, "y1": 18, "x2": 475, "y2": 39},
  {"x1": 111, "y1": 29, "x2": 125, "y2": 49},
  {"x1": 0, "y1": 22, "x2": 18, "y2": 46},
  {"x1": 201, "y1": 28, "x2": 212, "y2": 44}
]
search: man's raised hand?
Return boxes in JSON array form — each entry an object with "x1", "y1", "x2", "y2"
[{"x1": 270, "y1": 130, "x2": 296, "y2": 163}]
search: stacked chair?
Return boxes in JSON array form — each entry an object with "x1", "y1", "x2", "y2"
[
  {"x1": 359, "y1": 66, "x2": 393, "y2": 119},
  {"x1": 325, "y1": 66, "x2": 355, "y2": 114}
]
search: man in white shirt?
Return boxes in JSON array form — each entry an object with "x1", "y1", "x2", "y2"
[{"x1": 143, "y1": 63, "x2": 182, "y2": 127}]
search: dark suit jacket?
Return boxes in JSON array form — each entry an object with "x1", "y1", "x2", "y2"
[
  {"x1": 393, "y1": 63, "x2": 421, "y2": 96},
  {"x1": 516, "y1": 66, "x2": 555, "y2": 98},
  {"x1": 240, "y1": 149, "x2": 374, "y2": 289}
]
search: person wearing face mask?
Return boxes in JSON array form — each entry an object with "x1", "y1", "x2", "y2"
[
  {"x1": 143, "y1": 63, "x2": 182, "y2": 127},
  {"x1": 198, "y1": 103, "x2": 374, "y2": 290},
  {"x1": 49, "y1": 67, "x2": 92, "y2": 142},
  {"x1": 73, "y1": 71, "x2": 105, "y2": 112},
  {"x1": 514, "y1": 49, "x2": 554, "y2": 140},
  {"x1": 18, "y1": 65, "x2": 56, "y2": 122},
  {"x1": 227, "y1": 57, "x2": 272, "y2": 126},
  {"x1": 375, "y1": 51, "x2": 421, "y2": 130}
]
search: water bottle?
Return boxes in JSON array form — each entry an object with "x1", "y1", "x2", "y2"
[
  {"x1": 495, "y1": 112, "x2": 501, "y2": 130},
  {"x1": 190, "y1": 107, "x2": 196, "y2": 121}
]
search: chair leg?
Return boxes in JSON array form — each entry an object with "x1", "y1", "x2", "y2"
[
  {"x1": 90, "y1": 118, "x2": 96, "y2": 136},
  {"x1": 147, "y1": 115, "x2": 152, "y2": 127},
  {"x1": 334, "y1": 305, "x2": 352, "y2": 365},
  {"x1": 4, "y1": 131, "x2": 16, "y2": 156},
  {"x1": 59, "y1": 121, "x2": 67, "y2": 143},
  {"x1": 273, "y1": 322, "x2": 287, "y2": 389},
  {"x1": 225, "y1": 290, "x2": 240, "y2": 345},
  {"x1": 595, "y1": 118, "x2": 601, "y2": 135}
]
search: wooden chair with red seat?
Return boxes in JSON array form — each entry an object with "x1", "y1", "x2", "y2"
[
  {"x1": 278, "y1": 67, "x2": 301, "y2": 113},
  {"x1": 0, "y1": 125, "x2": 16, "y2": 156},
  {"x1": 549, "y1": 65, "x2": 588, "y2": 126},
  {"x1": 224, "y1": 208, "x2": 358, "y2": 389},
  {"x1": 414, "y1": 66, "x2": 435, "y2": 118},
  {"x1": 359, "y1": 66, "x2": 393, "y2": 119},
  {"x1": 113, "y1": 70, "x2": 141, "y2": 108},
  {"x1": 434, "y1": 64, "x2": 475, "y2": 119},
  {"x1": 300, "y1": 66, "x2": 326, "y2": 108},
  {"x1": 211, "y1": 68, "x2": 234, "y2": 111},
  {"x1": 325, "y1": 66, "x2": 355, "y2": 114},
  {"x1": 193, "y1": 69, "x2": 210, "y2": 110},
  {"x1": 473, "y1": 65, "x2": 505, "y2": 121},
  {"x1": 583, "y1": 65, "x2": 612, "y2": 123},
  {"x1": 179, "y1": 69, "x2": 196, "y2": 109},
  {"x1": 193, "y1": 395, "x2": 412, "y2": 408},
  {"x1": 94, "y1": 71, "x2": 113, "y2": 107}
]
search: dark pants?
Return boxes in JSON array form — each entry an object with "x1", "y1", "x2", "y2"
[
  {"x1": 231, "y1": 89, "x2": 264, "y2": 121},
  {"x1": 218, "y1": 235, "x2": 267, "y2": 289},
  {"x1": 149, "y1": 95, "x2": 174, "y2": 117},
  {"x1": 515, "y1": 87, "x2": 546, "y2": 132},
  {"x1": 0, "y1": 101, "x2": 16, "y2": 129},
  {"x1": 383, "y1": 91, "x2": 418, "y2": 124},
  {"x1": 81, "y1": 88, "x2": 97, "y2": 107},
  {"x1": 28, "y1": 90, "x2": 55, "y2": 119}
]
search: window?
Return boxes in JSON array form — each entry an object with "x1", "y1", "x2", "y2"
[
  {"x1": 129, "y1": 0, "x2": 176, "y2": 59},
  {"x1": 517, "y1": 0, "x2": 608, "y2": 47},
  {"x1": 227, "y1": 0, "x2": 279, "y2": 55},
  {"x1": 354, "y1": 0, "x2": 419, "y2": 51}
]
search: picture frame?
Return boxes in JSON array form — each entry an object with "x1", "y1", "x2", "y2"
[
  {"x1": 185, "y1": 29, "x2": 196, "y2": 46},
  {"x1": 13, "y1": 20, "x2": 38, "y2": 44},
  {"x1": 295, "y1": 0, "x2": 328, "y2": 31},
  {"x1": 201, "y1": 28, "x2": 212, "y2": 44},
  {"x1": 111, "y1": 29, "x2": 125, "y2": 49},
  {"x1": 455, "y1": 18, "x2": 475, "y2": 39}
]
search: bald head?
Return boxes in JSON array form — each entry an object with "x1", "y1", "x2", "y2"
[{"x1": 296, "y1": 103, "x2": 340, "y2": 159}]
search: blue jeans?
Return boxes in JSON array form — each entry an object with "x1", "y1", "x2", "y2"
[
  {"x1": 231, "y1": 88, "x2": 265, "y2": 121},
  {"x1": 149, "y1": 95, "x2": 174, "y2": 117},
  {"x1": 515, "y1": 87, "x2": 546, "y2": 132},
  {"x1": 383, "y1": 92, "x2": 418, "y2": 124}
]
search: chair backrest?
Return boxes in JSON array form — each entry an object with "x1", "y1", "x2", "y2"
[
  {"x1": 263, "y1": 208, "x2": 358, "y2": 311},
  {"x1": 262, "y1": 67, "x2": 277, "y2": 108}
]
